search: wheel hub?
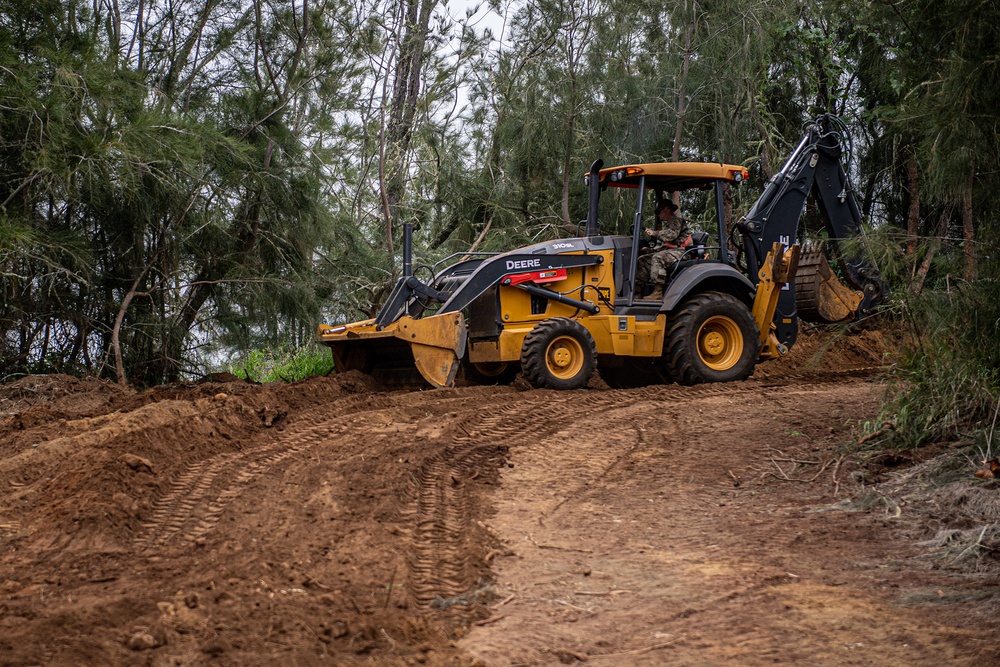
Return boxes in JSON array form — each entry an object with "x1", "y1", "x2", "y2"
[
  {"x1": 697, "y1": 315, "x2": 743, "y2": 371},
  {"x1": 703, "y1": 331, "x2": 725, "y2": 356},
  {"x1": 551, "y1": 346, "x2": 572, "y2": 368}
]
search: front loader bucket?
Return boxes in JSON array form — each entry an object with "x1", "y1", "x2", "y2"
[
  {"x1": 794, "y1": 242, "x2": 864, "y2": 324},
  {"x1": 317, "y1": 312, "x2": 467, "y2": 388}
]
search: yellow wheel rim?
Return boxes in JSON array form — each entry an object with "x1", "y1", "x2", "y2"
[
  {"x1": 697, "y1": 315, "x2": 743, "y2": 371},
  {"x1": 545, "y1": 336, "x2": 585, "y2": 380}
]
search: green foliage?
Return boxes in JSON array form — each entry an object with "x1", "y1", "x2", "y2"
[
  {"x1": 0, "y1": 0, "x2": 351, "y2": 383},
  {"x1": 878, "y1": 269, "x2": 1000, "y2": 449},
  {"x1": 1, "y1": 0, "x2": 997, "y2": 403},
  {"x1": 852, "y1": 0, "x2": 1000, "y2": 452},
  {"x1": 228, "y1": 344, "x2": 334, "y2": 383}
]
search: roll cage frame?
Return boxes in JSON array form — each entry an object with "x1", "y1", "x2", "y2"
[{"x1": 583, "y1": 160, "x2": 749, "y2": 307}]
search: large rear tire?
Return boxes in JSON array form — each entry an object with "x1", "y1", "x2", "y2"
[
  {"x1": 663, "y1": 292, "x2": 759, "y2": 385},
  {"x1": 521, "y1": 318, "x2": 597, "y2": 390}
]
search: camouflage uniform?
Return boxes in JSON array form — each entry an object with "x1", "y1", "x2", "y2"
[{"x1": 635, "y1": 215, "x2": 691, "y2": 287}]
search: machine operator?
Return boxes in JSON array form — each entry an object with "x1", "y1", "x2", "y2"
[{"x1": 636, "y1": 199, "x2": 692, "y2": 301}]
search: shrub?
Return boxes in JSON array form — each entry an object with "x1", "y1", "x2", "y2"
[
  {"x1": 229, "y1": 345, "x2": 334, "y2": 383},
  {"x1": 878, "y1": 273, "x2": 1000, "y2": 450}
]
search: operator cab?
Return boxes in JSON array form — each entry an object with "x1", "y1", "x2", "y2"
[{"x1": 582, "y1": 160, "x2": 749, "y2": 307}]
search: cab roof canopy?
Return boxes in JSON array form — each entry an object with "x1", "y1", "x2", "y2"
[{"x1": 595, "y1": 162, "x2": 749, "y2": 192}]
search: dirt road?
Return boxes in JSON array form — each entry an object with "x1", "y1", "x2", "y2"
[{"x1": 0, "y1": 331, "x2": 995, "y2": 666}]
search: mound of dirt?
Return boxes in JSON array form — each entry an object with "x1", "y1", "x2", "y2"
[
  {"x1": 753, "y1": 325, "x2": 894, "y2": 378},
  {"x1": 0, "y1": 374, "x2": 133, "y2": 429},
  {"x1": 0, "y1": 331, "x2": 994, "y2": 666},
  {"x1": 1, "y1": 372, "x2": 388, "y2": 566}
]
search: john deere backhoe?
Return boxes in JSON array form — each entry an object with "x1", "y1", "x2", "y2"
[{"x1": 318, "y1": 115, "x2": 888, "y2": 390}]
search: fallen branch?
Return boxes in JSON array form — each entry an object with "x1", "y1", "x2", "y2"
[
  {"x1": 762, "y1": 456, "x2": 834, "y2": 483},
  {"x1": 771, "y1": 456, "x2": 822, "y2": 465},
  {"x1": 473, "y1": 614, "x2": 506, "y2": 627},
  {"x1": 831, "y1": 454, "x2": 846, "y2": 497},
  {"x1": 493, "y1": 593, "x2": 517, "y2": 608},
  {"x1": 536, "y1": 543, "x2": 593, "y2": 553},
  {"x1": 857, "y1": 424, "x2": 895, "y2": 445},
  {"x1": 589, "y1": 637, "x2": 682, "y2": 658},
  {"x1": 950, "y1": 524, "x2": 991, "y2": 565},
  {"x1": 529, "y1": 533, "x2": 593, "y2": 553},
  {"x1": 553, "y1": 599, "x2": 594, "y2": 613},
  {"x1": 303, "y1": 576, "x2": 332, "y2": 591}
]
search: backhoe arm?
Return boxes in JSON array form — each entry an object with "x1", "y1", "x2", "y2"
[{"x1": 737, "y1": 115, "x2": 889, "y2": 348}]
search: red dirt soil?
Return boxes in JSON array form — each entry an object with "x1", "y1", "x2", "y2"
[{"x1": 0, "y1": 329, "x2": 996, "y2": 666}]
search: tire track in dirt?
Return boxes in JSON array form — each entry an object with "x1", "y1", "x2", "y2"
[
  {"x1": 133, "y1": 376, "x2": 868, "y2": 554},
  {"x1": 134, "y1": 394, "x2": 398, "y2": 552},
  {"x1": 134, "y1": 388, "x2": 519, "y2": 554},
  {"x1": 400, "y1": 394, "x2": 569, "y2": 612},
  {"x1": 401, "y1": 391, "x2": 641, "y2": 613},
  {"x1": 401, "y1": 393, "x2": 587, "y2": 611},
  {"x1": 132, "y1": 374, "x2": 879, "y2": 597},
  {"x1": 401, "y1": 442, "x2": 508, "y2": 610}
]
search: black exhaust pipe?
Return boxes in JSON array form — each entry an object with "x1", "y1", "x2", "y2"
[
  {"x1": 402, "y1": 222, "x2": 413, "y2": 315},
  {"x1": 403, "y1": 222, "x2": 413, "y2": 278}
]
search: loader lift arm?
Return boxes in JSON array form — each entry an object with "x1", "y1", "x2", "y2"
[
  {"x1": 736, "y1": 114, "x2": 889, "y2": 349},
  {"x1": 374, "y1": 252, "x2": 604, "y2": 328}
]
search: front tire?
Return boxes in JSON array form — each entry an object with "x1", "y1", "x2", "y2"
[
  {"x1": 663, "y1": 292, "x2": 759, "y2": 385},
  {"x1": 521, "y1": 318, "x2": 597, "y2": 390}
]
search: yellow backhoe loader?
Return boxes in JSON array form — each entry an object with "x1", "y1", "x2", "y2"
[{"x1": 318, "y1": 115, "x2": 888, "y2": 390}]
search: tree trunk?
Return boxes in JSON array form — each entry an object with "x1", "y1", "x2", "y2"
[
  {"x1": 559, "y1": 6, "x2": 592, "y2": 227},
  {"x1": 910, "y1": 207, "x2": 950, "y2": 297},
  {"x1": 561, "y1": 98, "x2": 576, "y2": 228},
  {"x1": 113, "y1": 268, "x2": 150, "y2": 385},
  {"x1": 750, "y1": 98, "x2": 773, "y2": 180},
  {"x1": 159, "y1": 281, "x2": 213, "y2": 382},
  {"x1": 722, "y1": 182, "x2": 733, "y2": 241},
  {"x1": 382, "y1": 0, "x2": 437, "y2": 253},
  {"x1": 962, "y1": 157, "x2": 975, "y2": 281},
  {"x1": 906, "y1": 151, "x2": 919, "y2": 255},
  {"x1": 670, "y1": 13, "x2": 695, "y2": 206}
]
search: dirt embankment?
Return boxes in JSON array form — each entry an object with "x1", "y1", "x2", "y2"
[{"x1": 0, "y1": 329, "x2": 996, "y2": 666}]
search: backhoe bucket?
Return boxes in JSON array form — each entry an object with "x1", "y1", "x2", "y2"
[
  {"x1": 794, "y1": 242, "x2": 864, "y2": 324},
  {"x1": 317, "y1": 311, "x2": 467, "y2": 388}
]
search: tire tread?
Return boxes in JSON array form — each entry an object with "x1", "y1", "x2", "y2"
[
  {"x1": 520, "y1": 318, "x2": 597, "y2": 390},
  {"x1": 662, "y1": 292, "x2": 758, "y2": 385}
]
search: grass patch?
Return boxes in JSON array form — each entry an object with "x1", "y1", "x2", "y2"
[{"x1": 229, "y1": 344, "x2": 334, "y2": 383}]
